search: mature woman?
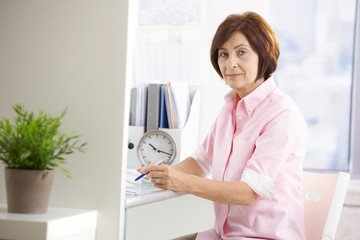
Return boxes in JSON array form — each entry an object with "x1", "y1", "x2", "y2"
[{"x1": 139, "y1": 11, "x2": 307, "y2": 240}]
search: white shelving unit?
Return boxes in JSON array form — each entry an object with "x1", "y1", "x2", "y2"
[{"x1": 0, "y1": 205, "x2": 97, "y2": 240}]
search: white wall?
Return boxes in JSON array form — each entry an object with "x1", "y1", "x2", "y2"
[{"x1": 0, "y1": 1, "x2": 129, "y2": 239}]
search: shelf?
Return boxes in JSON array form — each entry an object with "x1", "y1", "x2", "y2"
[{"x1": 0, "y1": 204, "x2": 97, "y2": 240}]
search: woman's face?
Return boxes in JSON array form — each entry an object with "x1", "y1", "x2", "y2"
[{"x1": 218, "y1": 32, "x2": 264, "y2": 98}]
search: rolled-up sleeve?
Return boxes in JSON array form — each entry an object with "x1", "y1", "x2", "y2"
[{"x1": 241, "y1": 168, "x2": 277, "y2": 200}]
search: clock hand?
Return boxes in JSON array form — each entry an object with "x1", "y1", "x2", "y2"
[
  {"x1": 157, "y1": 149, "x2": 172, "y2": 156},
  {"x1": 148, "y1": 144, "x2": 171, "y2": 156},
  {"x1": 149, "y1": 143, "x2": 157, "y2": 151}
]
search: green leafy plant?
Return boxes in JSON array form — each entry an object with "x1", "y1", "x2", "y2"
[{"x1": 0, "y1": 104, "x2": 87, "y2": 178}]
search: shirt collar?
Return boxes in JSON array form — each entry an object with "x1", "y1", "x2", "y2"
[{"x1": 224, "y1": 77, "x2": 277, "y2": 113}]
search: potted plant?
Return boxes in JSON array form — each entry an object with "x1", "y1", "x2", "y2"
[{"x1": 0, "y1": 104, "x2": 87, "y2": 214}]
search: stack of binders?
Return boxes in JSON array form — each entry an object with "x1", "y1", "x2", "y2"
[{"x1": 129, "y1": 80, "x2": 191, "y2": 132}]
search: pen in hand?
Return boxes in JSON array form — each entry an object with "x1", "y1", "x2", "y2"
[{"x1": 134, "y1": 158, "x2": 167, "y2": 181}]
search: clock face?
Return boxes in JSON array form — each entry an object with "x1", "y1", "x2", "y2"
[{"x1": 137, "y1": 130, "x2": 177, "y2": 166}]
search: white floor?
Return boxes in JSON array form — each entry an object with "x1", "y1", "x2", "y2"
[{"x1": 337, "y1": 206, "x2": 360, "y2": 240}]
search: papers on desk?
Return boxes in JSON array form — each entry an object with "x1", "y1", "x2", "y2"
[
  {"x1": 126, "y1": 169, "x2": 161, "y2": 196},
  {"x1": 129, "y1": 80, "x2": 191, "y2": 131}
]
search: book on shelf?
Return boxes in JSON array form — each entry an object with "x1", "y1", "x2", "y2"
[
  {"x1": 145, "y1": 83, "x2": 162, "y2": 132},
  {"x1": 129, "y1": 84, "x2": 147, "y2": 127},
  {"x1": 163, "y1": 80, "x2": 191, "y2": 129},
  {"x1": 159, "y1": 85, "x2": 169, "y2": 128}
]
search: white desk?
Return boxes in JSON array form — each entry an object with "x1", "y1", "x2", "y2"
[
  {"x1": 126, "y1": 188, "x2": 185, "y2": 209},
  {"x1": 0, "y1": 205, "x2": 97, "y2": 240},
  {"x1": 125, "y1": 169, "x2": 214, "y2": 239}
]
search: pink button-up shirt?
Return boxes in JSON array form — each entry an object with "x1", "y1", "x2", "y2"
[{"x1": 192, "y1": 78, "x2": 307, "y2": 240}]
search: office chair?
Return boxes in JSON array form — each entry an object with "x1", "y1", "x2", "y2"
[{"x1": 302, "y1": 171, "x2": 350, "y2": 240}]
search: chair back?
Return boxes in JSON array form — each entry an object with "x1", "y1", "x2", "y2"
[{"x1": 302, "y1": 171, "x2": 350, "y2": 240}]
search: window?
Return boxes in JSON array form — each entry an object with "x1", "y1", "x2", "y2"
[{"x1": 267, "y1": 0, "x2": 358, "y2": 173}]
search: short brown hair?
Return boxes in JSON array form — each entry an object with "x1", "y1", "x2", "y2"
[{"x1": 210, "y1": 11, "x2": 280, "y2": 80}]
